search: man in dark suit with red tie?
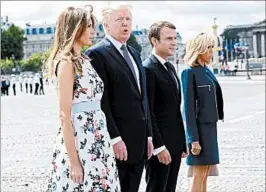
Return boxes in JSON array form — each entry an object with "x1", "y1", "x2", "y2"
[{"x1": 143, "y1": 21, "x2": 188, "y2": 192}]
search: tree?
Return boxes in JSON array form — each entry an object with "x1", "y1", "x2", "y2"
[
  {"x1": 127, "y1": 34, "x2": 142, "y2": 53},
  {"x1": 1, "y1": 24, "x2": 25, "y2": 60},
  {"x1": 0, "y1": 58, "x2": 13, "y2": 74},
  {"x1": 21, "y1": 53, "x2": 43, "y2": 72}
]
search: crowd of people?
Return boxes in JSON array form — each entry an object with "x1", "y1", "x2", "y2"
[
  {"x1": 1, "y1": 73, "x2": 45, "y2": 96},
  {"x1": 43, "y1": 4, "x2": 224, "y2": 192}
]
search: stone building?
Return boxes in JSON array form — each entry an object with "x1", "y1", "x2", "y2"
[{"x1": 222, "y1": 20, "x2": 266, "y2": 58}]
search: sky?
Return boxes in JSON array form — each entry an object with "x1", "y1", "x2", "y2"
[{"x1": 1, "y1": 1, "x2": 265, "y2": 42}]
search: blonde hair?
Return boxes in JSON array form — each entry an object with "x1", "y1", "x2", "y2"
[
  {"x1": 184, "y1": 32, "x2": 215, "y2": 67},
  {"x1": 101, "y1": 4, "x2": 132, "y2": 33},
  {"x1": 47, "y1": 5, "x2": 96, "y2": 77}
]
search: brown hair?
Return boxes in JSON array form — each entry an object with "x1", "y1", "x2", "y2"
[
  {"x1": 47, "y1": 5, "x2": 96, "y2": 77},
  {"x1": 148, "y1": 21, "x2": 176, "y2": 47}
]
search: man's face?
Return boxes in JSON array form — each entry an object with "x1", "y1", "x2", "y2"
[
  {"x1": 106, "y1": 8, "x2": 132, "y2": 43},
  {"x1": 154, "y1": 27, "x2": 177, "y2": 58}
]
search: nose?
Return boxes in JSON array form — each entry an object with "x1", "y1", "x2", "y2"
[{"x1": 91, "y1": 28, "x2": 95, "y2": 35}]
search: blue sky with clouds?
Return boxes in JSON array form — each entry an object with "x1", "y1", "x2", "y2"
[{"x1": 1, "y1": 1, "x2": 265, "y2": 42}]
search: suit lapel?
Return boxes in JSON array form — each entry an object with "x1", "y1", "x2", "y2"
[
  {"x1": 104, "y1": 38, "x2": 141, "y2": 97},
  {"x1": 128, "y1": 46, "x2": 144, "y2": 97},
  {"x1": 149, "y1": 55, "x2": 180, "y2": 101}
]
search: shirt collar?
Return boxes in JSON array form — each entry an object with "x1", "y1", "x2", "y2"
[
  {"x1": 151, "y1": 49, "x2": 167, "y2": 65},
  {"x1": 105, "y1": 34, "x2": 127, "y2": 52}
]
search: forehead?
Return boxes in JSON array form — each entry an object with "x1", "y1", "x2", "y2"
[
  {"x1": 112, "y1": 8, "x2": 132, "y2": 18},
  {"x1": 160, "y1": 26, "x2": 176, "y2": 37}
]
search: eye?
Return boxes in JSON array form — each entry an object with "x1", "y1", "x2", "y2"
[{"x1": 88, "y1": 24, "x2": 92, "y2": 28}]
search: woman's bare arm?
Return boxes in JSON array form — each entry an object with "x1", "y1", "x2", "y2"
[{"x1": 57, "y1": 61, "x2": 79, "y2": 165}]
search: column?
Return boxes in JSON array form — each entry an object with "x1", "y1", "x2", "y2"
[
  {"x1": 261, "y1": 33, "x2": 265, "y2": 57},
  {"x1": 253, "y1": 33, "x2": 258, "y2": 58}
]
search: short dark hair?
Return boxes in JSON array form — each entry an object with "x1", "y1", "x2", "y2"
[{"x1": 148, "y1": 21, "x2": 176, "y2": 47}]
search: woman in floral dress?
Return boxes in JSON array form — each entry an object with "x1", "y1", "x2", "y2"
[{"x1": 46, "y1": 6, "x2": 120, "y2": 192}]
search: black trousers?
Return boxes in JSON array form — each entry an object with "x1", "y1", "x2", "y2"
[
  {"x1": 39, "y1": 85, "x2": 44, "y2": 95},
  {"x1": 12, "y1": 84, "x2": 16, "y2": 96},
  {"x1": 34, "y1": 83, "x2": 39, "y2": 95},
  {"x1": 25, "y1": 83, "x2": 28, "y2": 93},
  {"x1": 145, "y1": 152, "x2": 182, "y2": 192},
  {"x1": 117, "y1": 159, "x2": 145, "y2": 192},
  {"x1": 30, "y1": 84, "x2": 33, "y2": 94}
]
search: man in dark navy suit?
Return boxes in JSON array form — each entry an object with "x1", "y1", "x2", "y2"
[
  {"x1": 143, "y1": 21, "x2": 188, "y2": 192},
  {"x1": 85, "y1": 4, "x2": 154, "y2": 192}
]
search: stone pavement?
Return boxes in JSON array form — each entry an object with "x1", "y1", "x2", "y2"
[{"x1": 1, "y1": 79, "x2": 265, "y2": 192}]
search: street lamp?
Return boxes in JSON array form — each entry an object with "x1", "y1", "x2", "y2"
[{"x1": 245, "y1": 47, "x2": 251, "y2": 80}]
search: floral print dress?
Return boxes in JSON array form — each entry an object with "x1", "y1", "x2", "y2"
[{"x1": 47, "y1": 57, "x2": 120, "y2": 192}]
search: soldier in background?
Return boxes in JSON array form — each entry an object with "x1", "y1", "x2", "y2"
[
  {"x1": 39, "y1": 74, "x2": 45, "y2": 95},
  {"x1": 34, "y1": 73, "x2": 40, "y2": 95},
  {"x1": 28, "y1": 74, "x2": 33, "y2": 94},
  {"x1": 24, "y1": 75, "x2": 29, "y2": 93},
  {"x1": 10, "y1": 74, "x2": 17, "y2": 96}
]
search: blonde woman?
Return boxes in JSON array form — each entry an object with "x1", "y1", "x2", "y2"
[
  {"x1": 181, "y1": 33, "x2": 224, "y2": 192},
  {"x1": 46, "y1": 6, "x2": 120, "y2": 192}
]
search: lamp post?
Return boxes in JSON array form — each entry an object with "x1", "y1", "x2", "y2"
[{"x1": 245, "y1": 47, "x2": 251, "y2": 80}]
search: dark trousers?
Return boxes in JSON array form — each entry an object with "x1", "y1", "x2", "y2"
[
  {"x1": 34, "y1": 83, "x2": 39, "y2": 95},
  {"x1": 145, "y1": 152, "x2": 182, "y2": 192},
  {"x1": 39, "y1": 85, "x2": 44, "y2": 95},
  {"x1": 30, "y1": 84, "x2": 33, "y2": 94},
  {"x1": 1, "y1": 86, "x2": 5, "y2": 95},
  {"x1": 25, "y1": 83, "x2": 28, "y2": 93},
  {"x1": 6, "y1": 86, "x2": 9, "y2": 95},
  {"x1": 12, "y1": 84, "x2": 16, "y2": 96},
  {"x1": 117, "y1": 159, "x2": 145, "y2": 192},
  {"x1": 20, "y1": 83, "x2": 23, "y2": 91}
]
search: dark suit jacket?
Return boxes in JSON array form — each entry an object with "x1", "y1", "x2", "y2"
[
  {"x1": 143, "y1": 54, "x2": 186, "y2": 155},
  {"x1": 85, "y1": 38, "x2": 153, "y2": 164},
  {"x1": 181, "y1": 65, "x2": 224, "y2": 144}
]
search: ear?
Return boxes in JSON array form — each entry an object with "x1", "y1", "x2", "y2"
[
  {"x1": 104, "y1": 22, "x2": 109, "y2": 31},
  {"x1": 151, "y1": 37, "x2": 158, "y2": 47}
]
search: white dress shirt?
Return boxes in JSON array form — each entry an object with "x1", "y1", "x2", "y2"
[{"x1": 105, "y1": 34, "x2": 152, "y2": 145}]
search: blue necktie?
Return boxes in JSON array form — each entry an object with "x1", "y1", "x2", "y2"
[{"x1": 120, "y1": 44, "x2": 138, "y2": 82}]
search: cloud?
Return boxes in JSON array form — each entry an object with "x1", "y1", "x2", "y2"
[{"x1": 1, "y1": 1, "x2": 265, "y2": 42}]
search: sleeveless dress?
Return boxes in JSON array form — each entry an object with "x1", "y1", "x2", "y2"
[{"x1": 47, "y1": 57, "x2": 120, "y2": 192}]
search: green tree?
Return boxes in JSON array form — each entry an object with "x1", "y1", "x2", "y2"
[
  {"x1": 1, "y1": 24, "x2": 25, "y2": 60},
  {"x1": 21, "y1": 53, "x2": 43, "y2": 72},
  {"x1": 127, "y1": 34, "x2": 142, "y2": 53},
  {"x1": 0, "y1": 58, "x2": 13, "y2": 74}
]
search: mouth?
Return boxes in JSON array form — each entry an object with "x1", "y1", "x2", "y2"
[{"x1": 123, "y1": 29, "x2": 129, "y2": 33}]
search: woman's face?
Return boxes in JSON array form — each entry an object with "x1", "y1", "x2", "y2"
[
  {"x1": 198, "y1": 45, "x2": 214, "y2": 64},
  {"x1": 78, "y1": 20, "x2": 95, "y2": 46}
]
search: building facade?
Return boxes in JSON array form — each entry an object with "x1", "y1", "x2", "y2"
[
  {"x1": 23, "y1": 24, "x2": 56, "y2": 59},
  {"x1": 222, "y1": 20, "x2": 266, "y2": 58},
  {"x1": 22, "y1": 21, "x2": 185, "y2": 62}
]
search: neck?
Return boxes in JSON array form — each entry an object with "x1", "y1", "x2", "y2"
[
  {"x1": 73, "y1": 42, "x2": 82, "y2": 57},
  {"x1": 197, "y1": 58, "x2": 205, "y2": 67},
  {"x1": 107, "y1": 33, "x2": 126, "y2": 44},
  {"x1": 154, "y1": 49, "x2": 168, "y2": 61}
]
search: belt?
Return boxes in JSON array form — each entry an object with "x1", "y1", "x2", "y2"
[{"x1": 72, "y1": 101, "x2": 101, "y2": 114}]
